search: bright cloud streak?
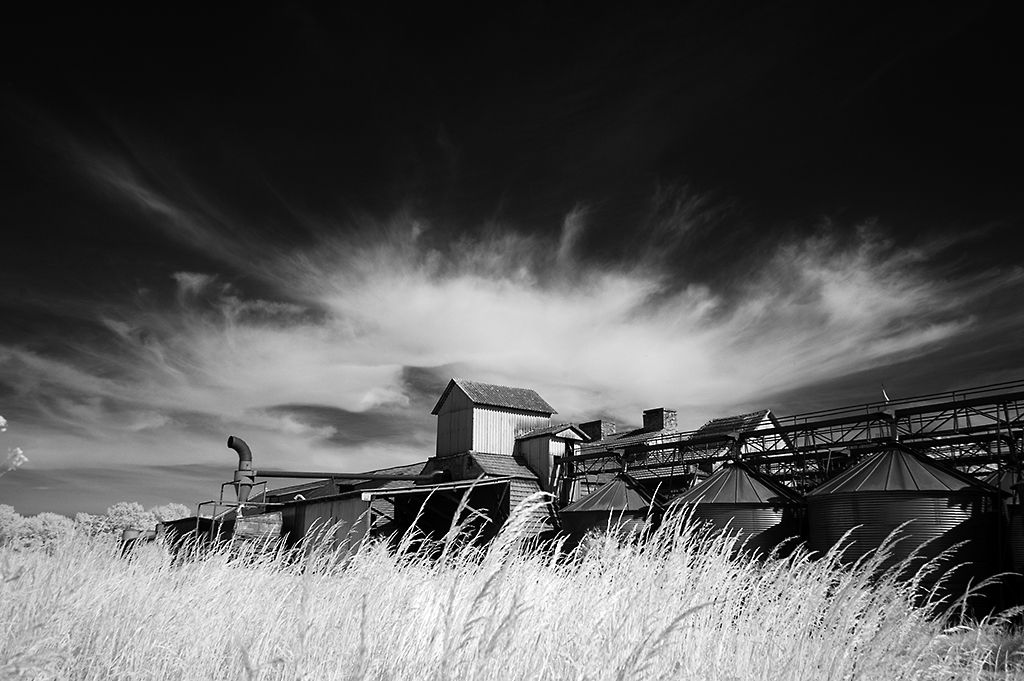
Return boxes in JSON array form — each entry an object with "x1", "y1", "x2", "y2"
[{"x1": 3, "y1": 142, "x2": 1022, "y2": 485}]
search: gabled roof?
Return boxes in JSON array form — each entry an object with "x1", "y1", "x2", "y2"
[
  {"x1": 694, "y1": 409, "x2": 771, "y2": 438},
  {"x1": 585, "y1": 427, "x2": 668, "y2": 450},
  {"x1": 516, "y1": 423, "x2": 587, "y2": 441},
  {"x1": 471, "y1": 451, "x2": 538, "y2": 480},
  {"x1": 672, "y1": 462, "x2": 801, "y2": 505},
  {"x1": 562, "y1": 473, "x2": 655, "y2": 514},
  {"x1": 431, "y1": 378, "x2": 556, "y2": 415},
  {"x1": 807, "y1": 444, "x2": 995, "y2": 496}
]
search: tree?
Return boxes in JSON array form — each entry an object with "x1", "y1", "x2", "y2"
[
  {"x1": 18, "y1": 513, "x2": 74, "y2": 548},
  {"x1": 103, "y1": 502, "x2": 157, "y2": 535},
  {"x1": 149, "y1": 503, "x2": 192, "y2": 523},
  {"x1": 0, "y1": 504, "x2": 21, "y2": 544}
]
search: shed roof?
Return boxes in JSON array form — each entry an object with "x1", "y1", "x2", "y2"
[
  {"x1": 259, "y1": 461, "x2": 427, "y2": 503},
  {"x1": 361, "y1": 476, "x2": 513, "y2": 501},
  {"x1": 807, "y1": 444, "x2": 994, "y2": 496},
  {"x1": 695, "y1": 409, "x2": 771, "y2": 437},
  {"x1": 672, "y1": 462, "x2": 801, "y2": 505},
  {"x1": 431, "y1": 378, "x2": 556, "y2": 415},
  {"x1": 562, "y1": 474, "x2": 654, "y2": 514},
  {"x1": 470, "y1": 451, "x2": 538, "y2": 480}
]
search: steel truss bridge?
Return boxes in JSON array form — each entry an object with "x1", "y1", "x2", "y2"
[{"x1": 554, "y1": 379, "x2": 1024, "y2": 499}]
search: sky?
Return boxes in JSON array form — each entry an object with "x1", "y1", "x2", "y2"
[{"x1": 1, "y1": 2, "x2": 1022, "y2": 516}]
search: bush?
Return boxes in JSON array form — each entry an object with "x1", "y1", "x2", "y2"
[{"x1": 0, "y1": 506, "x2": 74, "y2": 550}]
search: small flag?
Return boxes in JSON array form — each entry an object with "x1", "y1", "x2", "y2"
[{"x1": 881, "y1": 384, "x2": 891, "y2": 403}]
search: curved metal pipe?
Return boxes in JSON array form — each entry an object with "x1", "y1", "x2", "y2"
[
  {"x1": 228, "y1": 436, "x2": 252, "y2": 464},
  {"x1": 228, "y1": 436, "x2": 255, "y2": 503}
]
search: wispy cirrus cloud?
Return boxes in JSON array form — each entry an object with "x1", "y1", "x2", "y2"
[{"x1": 3, "y1": 128, "x2": 1023, "y2": 511}]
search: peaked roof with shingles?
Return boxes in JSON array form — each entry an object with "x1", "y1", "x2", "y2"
[
  {"x1": 695, "y1": 410, "x2": 771, "y2": 437},
  {"x1": 516, "y1": 423, "x2": 587, "y2": 440},
  {"x1": 431, "y1": 378, "x2": 556, "y2": 415}
]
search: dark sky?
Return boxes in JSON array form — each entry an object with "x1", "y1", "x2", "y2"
[{"x1": 1, "y1": 1, "x2": 1022, "y2": 516}]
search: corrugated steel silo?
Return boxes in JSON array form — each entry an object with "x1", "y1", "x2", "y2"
[
  {"x1": 807, "y1": 443, "x2": 1002, "y2": 605},
  {"x1": 670, "y1": 462, "x2": 803, "y2": 556},
  {"x1": 984, "y1": 467, "x2": 1024, "y2": 603},
  {"x1": 559, "y1": 473, "x2": 658, "y2": 539}
]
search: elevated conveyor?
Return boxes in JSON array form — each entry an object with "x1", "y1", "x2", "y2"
[{"x1": 556, "y1": 379, "x2": 1024, "y2": 497}]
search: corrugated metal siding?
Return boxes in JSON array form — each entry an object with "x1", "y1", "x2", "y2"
[
  {"x1": 1007, "y1": 505, "x2": 1024, "y2": 572},
  {"x1": 517, "y1": 437, "x2": 548, "y2": 486},
  {"x1": 561, "y1": 510, "x2": 651, "y2": 538},
  {"x1": 294, "y1": 496, "x2": 373, "y2": 554},
  {"x1": 436, "y1": 388, "x2": 474, "y2": 457},
  {"x1": 1004, "y1": 505, "x2": 1024, "y2": 603},
  {"x1": 473, "y1": 406, "x2": 550, "y2": 456},
  {"x1": 808, "y1": 492, "x2": 1001, "y2": 599},
  {"x1": 684, "y1": 505, "x2": 801, "y2": 556},
  {"x1": 516, "y1": 437, "x2": 572, "y2": 492}
]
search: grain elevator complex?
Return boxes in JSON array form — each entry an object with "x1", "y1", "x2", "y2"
[{"x1": 165, "y1": 377, "x2": 1024, "y2": 608}]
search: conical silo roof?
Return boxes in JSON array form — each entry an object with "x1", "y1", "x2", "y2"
[
  {"x1": 672, "y1": 462, "x2": 802, "y2": 505},
  {"x1": 983, "y1": 467, "x2": 1023, "y2": 493},
  {"x1": 562, "y1": 473, "x2": 654, "y2": 514},
  {"x1": 807, "y1": 443, "x2": 993, "y2": 496}
]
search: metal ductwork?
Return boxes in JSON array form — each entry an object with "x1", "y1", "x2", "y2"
[
  {"x1": 228, "y1": 435, "x2": 255, "y2": 503},
  {"x1": 227, "y1": 434, "x2": 453, "y2": 504}
]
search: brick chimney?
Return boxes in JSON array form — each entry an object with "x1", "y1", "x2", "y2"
[
  {"x1": 643, "y1": 408, "x2": 678, "y2": 432},
  {"x1": 579, "y1": 419, "x2": 616, "y2": 442}
]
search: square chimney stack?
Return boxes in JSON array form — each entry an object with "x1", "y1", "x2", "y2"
[
  {"x1": 643, "y1": 408, "x2": 678, "y2": 433},
  {"x1": 579, "y1": 419, "x2": 617, "y2": 442}
]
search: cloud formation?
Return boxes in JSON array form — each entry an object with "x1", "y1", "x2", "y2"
[{"x1": 3, "y1": 132, "x2": 1023, "y2": 517}]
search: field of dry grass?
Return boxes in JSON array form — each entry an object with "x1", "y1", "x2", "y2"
[{"x1": 2, "y1": 502, "x2": 1023, "y2": 680}]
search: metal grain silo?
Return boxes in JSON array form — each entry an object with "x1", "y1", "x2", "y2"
[
  {"x1": 984, "y1": 467, "x2": 1024, "y2": 604},
  {"x1": 559, "y1": 473, "x2": 658, "y2": 539},
  {"x1": 806, "y1": 443, "x2": 1002, "y2": 605},
  {"x1": 670, "y1": 462, "x2": 803, "y2": 557}
]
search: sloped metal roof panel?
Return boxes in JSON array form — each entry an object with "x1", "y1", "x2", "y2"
[
  {"x1": 806, "y1": 444, "x2": 992, "y2": 496},
  {"x1": 562, "y1": 474, "x2": 653, "y2": 514},
  {"x1": 672, "y1": 463, "x2": 801, "y2": 505}
]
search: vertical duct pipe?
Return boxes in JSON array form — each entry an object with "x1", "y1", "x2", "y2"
[{"x1": 227, "y1": 436, "x2": 255, "y2": 503}]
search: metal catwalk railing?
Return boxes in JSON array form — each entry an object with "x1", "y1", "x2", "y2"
[{"x1": 555, "y1": 378, "x2": 1024, "y2": 498}]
